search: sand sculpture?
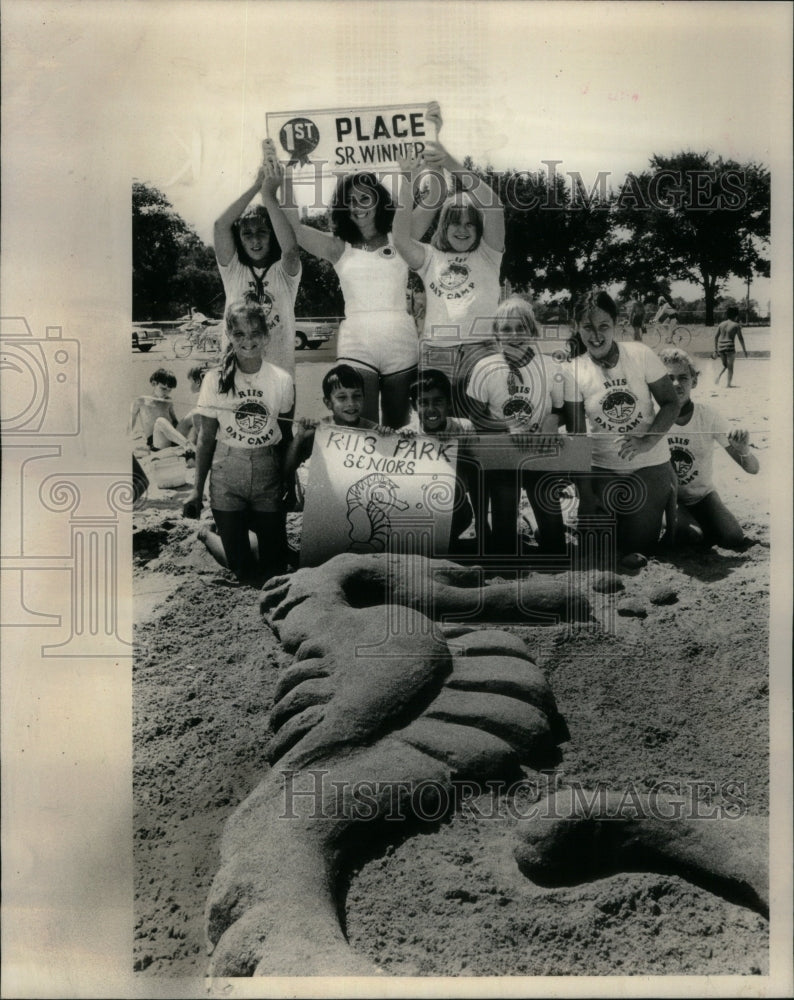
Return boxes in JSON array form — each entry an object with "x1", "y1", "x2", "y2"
[{"x1": 204, "y1": 553, "x2": 767, "y2": 977}]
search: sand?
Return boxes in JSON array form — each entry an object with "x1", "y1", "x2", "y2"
[{"x1": 132, "y1": 352, "x2": 772, "y2": 979}]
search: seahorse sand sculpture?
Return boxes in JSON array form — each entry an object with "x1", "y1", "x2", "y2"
[
  {"x1": 346, "y1": 473, "x2": 409, "y2": 553},
  {"x1": 205, "y1": 553, "x2": 767, "y2": 977}
]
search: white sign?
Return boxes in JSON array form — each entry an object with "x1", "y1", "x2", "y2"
[
  {"x1": 266, "y1": 103, "x2": 436, "y2": 174},
  {"x1": 300, "y1": 425, "x2": 458, "y2": 567}
]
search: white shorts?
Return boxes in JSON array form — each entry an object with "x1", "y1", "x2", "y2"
[{"x1": 336, "y1": 311, "x2": 419, "y2": 377}]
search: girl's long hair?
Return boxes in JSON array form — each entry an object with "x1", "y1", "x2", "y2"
[
  {"x1": 567, "y1": 288, "x2": 618, "y2": 358},
  {"x1": 431, "y1": 194, "x2": 484, "y2": 252},
  {"x1": 232, "y1": 204, "x2": 281, "y2": 271},
  {"x1": 330, "y1": 172, "x2": 395, "y2": 244},
  {"x1": 218, "y1": 296, "x2": 270, "y2": 395}
]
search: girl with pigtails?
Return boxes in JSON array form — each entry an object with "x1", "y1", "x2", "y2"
[{"x1": 182, "y1": 297, "x2": 294, "y2": 585}]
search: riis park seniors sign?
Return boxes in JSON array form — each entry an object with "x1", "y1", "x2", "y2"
[{"x1": 299, "y1": 425, "x2": 592, "y2": 567}]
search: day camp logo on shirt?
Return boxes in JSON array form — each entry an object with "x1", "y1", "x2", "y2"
[
  {"x1": 437, "y1": 261, "x2": 470, "y2": 293},
  {"x1": 670, "y1": 445, "x2": 696, "y2": 485},
  {"x1": 503, "y1": 368, "x2": 535, "y2": 421},
  {"x1": 244, "y1": 284, "x2": 281, "y2": 332},
  {"x1": 234, "y1": 400, "x2": 270, "y2": 436},
  {"x1": 601, "y1": 390, "x2": 638, "y2": 425}
]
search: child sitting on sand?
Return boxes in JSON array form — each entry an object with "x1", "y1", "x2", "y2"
[
  {"x1": 661, "y1": 347, "x2": 759, "y2": 550},
  {"x1": 128, "y1": 368, "x2": 195, "y2": 457}
]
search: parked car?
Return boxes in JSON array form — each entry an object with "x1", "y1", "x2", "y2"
[
  {"x1": 132, "y1": 326, "x2": 165, "y2": 353},
  {"x1": 293, "y1": 318, "x2": 338, "y2": 350}
]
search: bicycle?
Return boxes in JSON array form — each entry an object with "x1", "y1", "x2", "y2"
[
  {"x1": 173, "y1": 327, "x2": 222, "y2": 358},
  {"x1": 645, "y1": 319, "x2": 691, "y2": 348}
]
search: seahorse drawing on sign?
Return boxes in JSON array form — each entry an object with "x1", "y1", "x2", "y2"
[{"x1": 346, "y1": 473, "x2": 409, "y2": 553}]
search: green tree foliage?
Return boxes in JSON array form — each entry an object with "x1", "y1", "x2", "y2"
[
  {"x1": 132, "y1": 181, "x2": 223, "y2": 320},
  {"x1": 293, "y1": 212, "x2": 345, "y2": 318},
  {"x1": 612, "y1": 152, "x2": 770, "y2": 325}
]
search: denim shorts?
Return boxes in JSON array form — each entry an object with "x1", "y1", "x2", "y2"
[{"x1": 209, "y1": 442, "x2": 282, "y2": 512}]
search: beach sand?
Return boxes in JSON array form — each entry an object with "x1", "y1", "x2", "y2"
[{"x1": 132, "y1": 352, "x2": 772, "y2": 979}]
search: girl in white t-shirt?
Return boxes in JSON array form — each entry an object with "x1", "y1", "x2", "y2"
[
  {"x1": 563, "y1": 289, "x2": 679, "y2": 565},
  {"x1": 660, "y1": 347, "x2": 759, "y2": 550},
  {"x1": 182, "y1": 299, "x2": 295, "y2": 584},
  {"x1": 214, "y1": 143, "x2": 301, "y2": 379},
  {"x1": 466, "y1": 297, "x2": 566, "y2": 557},
  {"x1": 392, "y1": 142, "x2": 505, "y2": 375}
]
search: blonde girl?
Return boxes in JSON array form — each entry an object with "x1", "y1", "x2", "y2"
[{"x1": 183, "y1": 298, "x2": 294, "y2": 584}]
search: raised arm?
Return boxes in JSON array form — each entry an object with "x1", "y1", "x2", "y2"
[
  {"x1": 214, "y1": 172, "x2": 264, "y2": 267},
  {"x1": 428, "y1": 140, "x2": 505, "y2": 252},
  {"x1": 279, "y1": 167, "x2": 344, "y2": 264},
  {"x1": 260, "y1": 152, "x2": 301, "y2": 277},
  {"x1": 410, "y1": 101, "x2": 446, "y2": 241},
  {"x1": 393, "y1": 160, "x2": 429, "y2": 271}
]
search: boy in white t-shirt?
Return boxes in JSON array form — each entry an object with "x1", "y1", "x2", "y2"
[{"x1": 660, "y1": 348, "x2": 758, "y2": 550}]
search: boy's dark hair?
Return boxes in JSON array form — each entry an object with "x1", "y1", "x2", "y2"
[
  {"x1": 187, "y1": 366, "x2": 207, "y2": 384},
  {"x1": 725, "y1": 304, "x2": 740, "y2": 320},
  {"x1": 410, "y1": 368, "x2": 452, "y2": 405},
  {"x1": 330, "y1": 173, "x2": 395, "y2": 244},
  {"x1": 150, "y1": 368, "x2": 177, "y2": 389},
  {"x1": 322, "y1": 364, "x2": 365, "y2": 398}
]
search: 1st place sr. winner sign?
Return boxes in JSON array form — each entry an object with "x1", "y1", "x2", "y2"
[{"x1": 266, "y1": 103, "x2": 437, "y2": 173}]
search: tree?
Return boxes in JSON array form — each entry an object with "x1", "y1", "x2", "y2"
[
  {"x1": 132, "y1": 181, "x2": 223, "y2": 320},
  {"x1": 613, "y1": 153, "x2": 770, "y2": 325},
  {"x1": 293, "y1": 212, "x2": 345, "y2": 317}
]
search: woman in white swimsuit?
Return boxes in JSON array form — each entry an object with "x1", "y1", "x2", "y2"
[{"x1": 279, "y1": 105, "x2": 443, "y2": 427}]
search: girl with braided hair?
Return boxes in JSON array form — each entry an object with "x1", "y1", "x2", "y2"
[{"x1": 182, "y1": 298, "x2": 294, "y2": 584}]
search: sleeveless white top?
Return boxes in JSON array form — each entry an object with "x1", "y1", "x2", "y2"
[{"x1": 334, "y1": 237, "x2": 410, "y2": 316}]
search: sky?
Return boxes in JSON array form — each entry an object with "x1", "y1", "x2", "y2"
[
  {"x1": 3, "y1": 0, "x2": 790, "y2": 314},
  {"x1": 68, "y1": 0, "x2": 782, "y2": 306}
]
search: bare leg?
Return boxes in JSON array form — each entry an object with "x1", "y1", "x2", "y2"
[
  {"x1": 687, "y1": 491, "x2": 746, "y2": 550},
  {"x1": 152, "y1": 415, "x2": 193, "y2": 452},
  {"x1": 210, "y1": 510, "x2": 259, "y2": 582},
  {"x1": 726, "y1": 352, "x2": 736, "y2": 387}
]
